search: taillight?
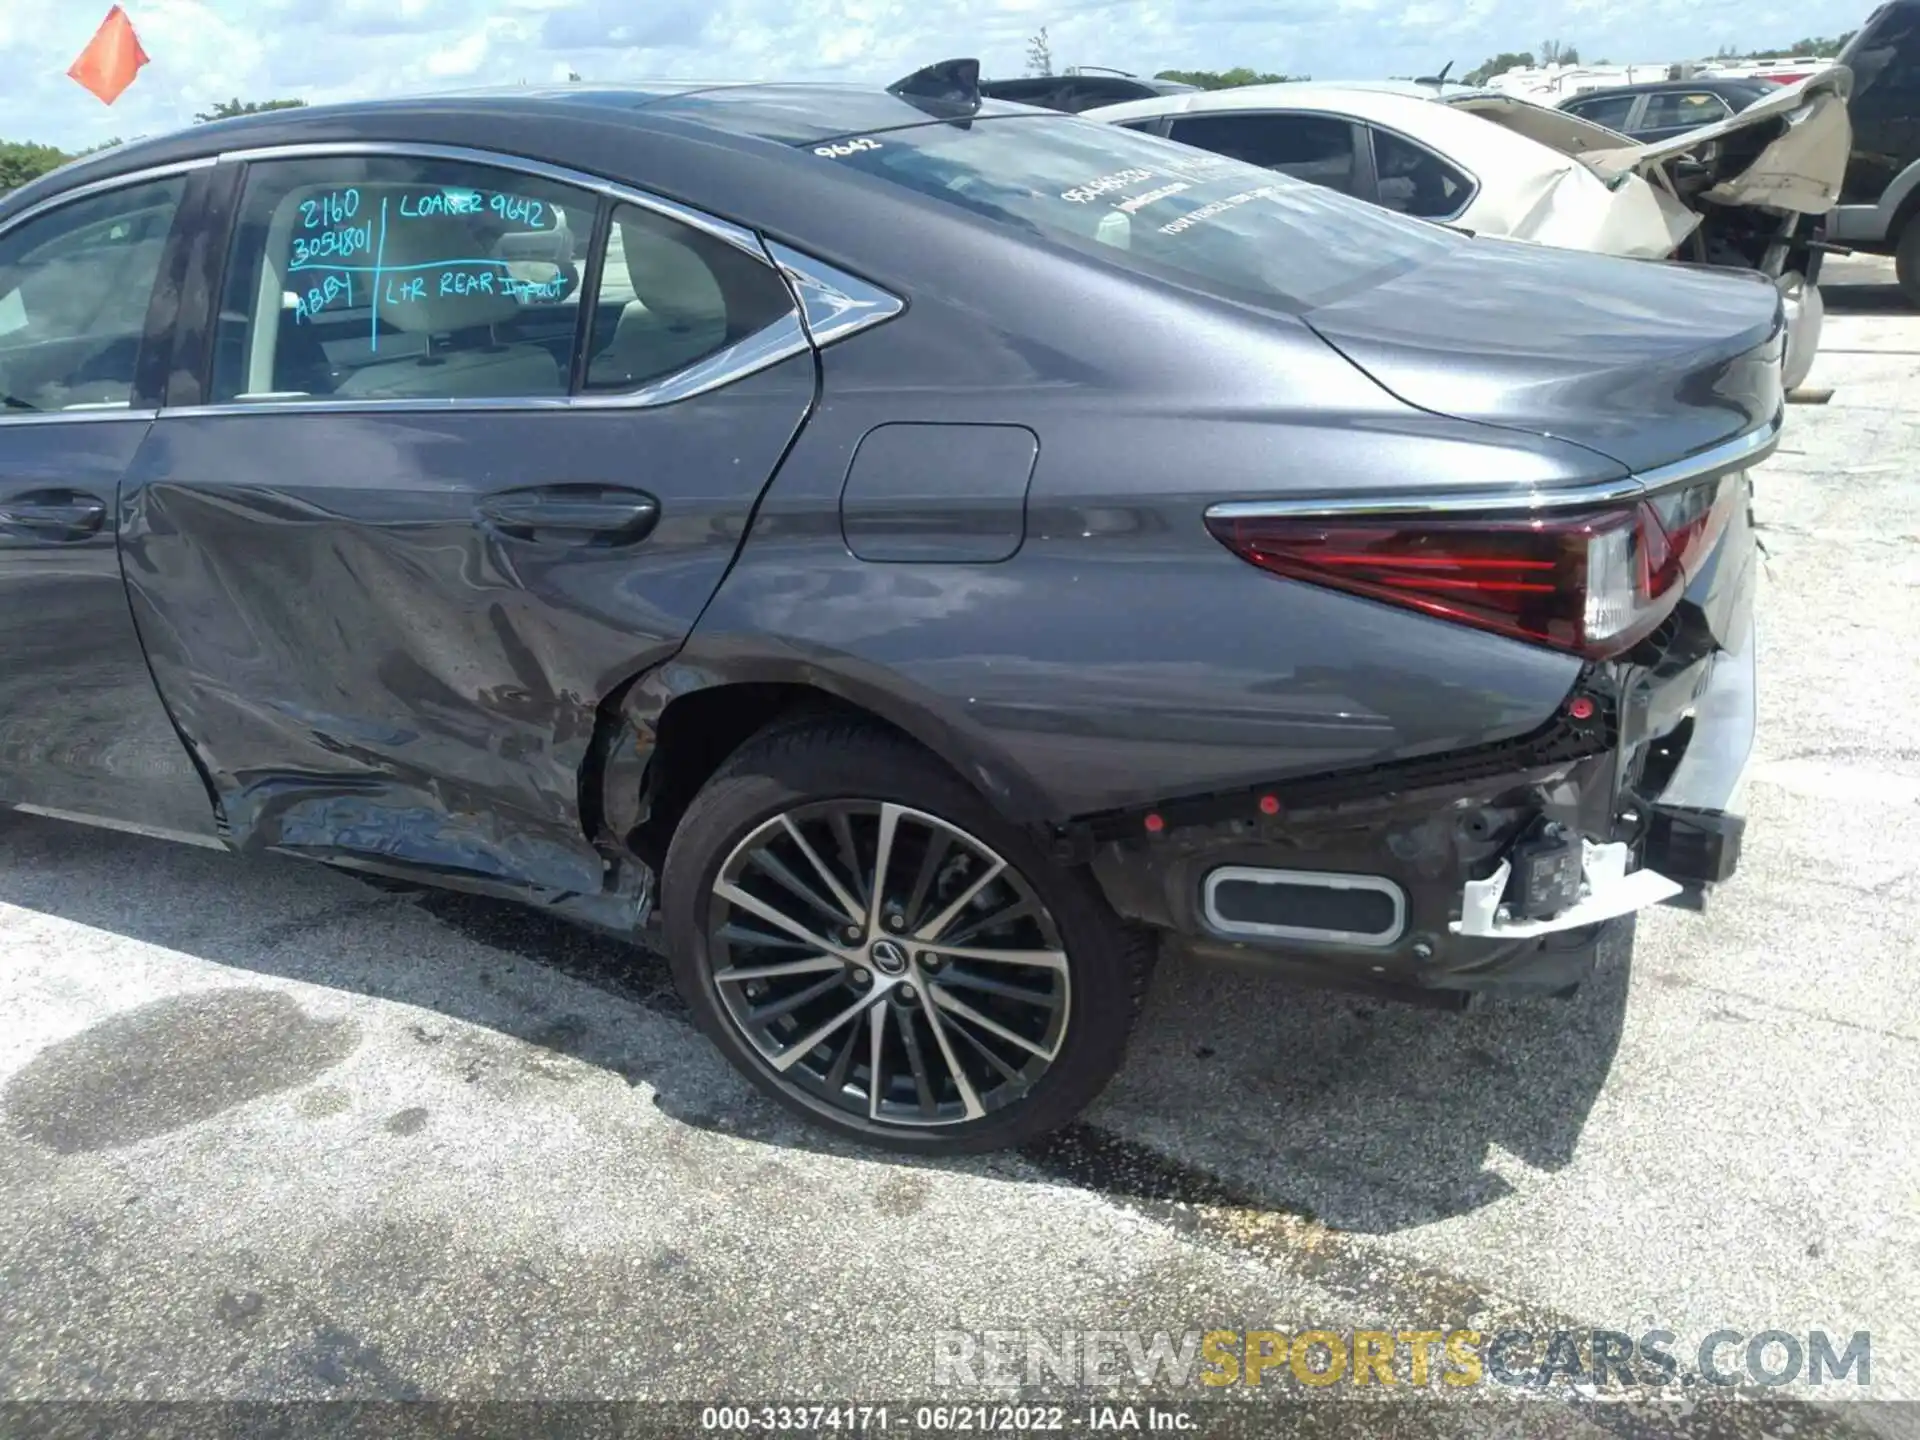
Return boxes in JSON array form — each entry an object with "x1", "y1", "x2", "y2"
[{"x1": 1204, "y1": 480, "x2": 1734, "y2": 660}]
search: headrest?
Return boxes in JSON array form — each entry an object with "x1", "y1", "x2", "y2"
[
  {"x1": 621, "y1": 215, "x2": 726, "y2": 325},
  {"x1": 372, "y1": 206, "x2": 524, "y2": 334}
]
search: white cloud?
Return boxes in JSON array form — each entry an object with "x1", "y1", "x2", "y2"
[{"x1": 2, "y1": 0, "x2": 1838, "y2": 150}]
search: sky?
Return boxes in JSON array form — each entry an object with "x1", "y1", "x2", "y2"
[{"x1": 0, "y1": 0, "x2": 1860, "y2": 151}]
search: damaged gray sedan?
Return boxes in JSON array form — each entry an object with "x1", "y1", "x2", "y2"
[{"x1": 0, "y1": 65, "x2": 1770, "y2": 1152}]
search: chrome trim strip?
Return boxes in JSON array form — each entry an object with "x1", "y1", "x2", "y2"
[
  {"x1": 1204, "y1": 413, "x2": 1782, "y2": 522},
  {"x1": 0, "y1": 157, "x2": 216, "y2": 235},
  {"x1": 1629, "y1": 413, "x2": 1782, "y2": 494},
  {"x1": 0, "y1": 407, "x2": 157, "y2": 428},
  {"x1": 8, "y1": 803, "x2": 229, "y2": 851},
  {"x1": 1201, "y1": 865, "x2": 1407, "y2": 949},
  {"x1": 762, "y1": 240, "x2": 906, "y2": 348},
  {"x1": 163, "y1": 313, "x2": 812, "y2": 419},
  {"x1": 210, "y1": 141, "x2": 768, "y2": 259}
]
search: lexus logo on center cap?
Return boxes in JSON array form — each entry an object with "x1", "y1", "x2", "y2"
[{"x1": 869, "y1": 939, "x2": 909, "y2": 975}]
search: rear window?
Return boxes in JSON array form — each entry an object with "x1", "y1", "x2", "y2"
[{"x1": 811, "y1": 115, "x2": 1454, "y2": 313}]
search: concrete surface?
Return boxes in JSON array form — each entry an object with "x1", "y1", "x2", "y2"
[{"x1": 1, "y1": 257, "x2": 1915, "y2": 1431}]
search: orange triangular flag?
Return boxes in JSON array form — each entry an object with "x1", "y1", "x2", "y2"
[{"x1": 68, "y1": 6, "x2": 150, "y2": 106}]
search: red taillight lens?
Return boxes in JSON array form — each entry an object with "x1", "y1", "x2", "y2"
[{"x1": 1205, "y1": 480, "x2": 1734, "y2": 660}]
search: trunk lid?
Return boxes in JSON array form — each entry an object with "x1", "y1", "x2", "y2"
[
  {"x1": 1301, "y1": 234, "x2": 1784, "y2": 473},
  {"x1": 1573, "y1": 68, "x2": 1853, "y2": 214}
]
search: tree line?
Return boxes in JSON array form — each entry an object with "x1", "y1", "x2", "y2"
[
  {"x1": 2, "y1": 97, "x2": 304, "y2": 194},
  {"x1": 1025, "y1": 26, "x2": 1858, "y2": 90}
]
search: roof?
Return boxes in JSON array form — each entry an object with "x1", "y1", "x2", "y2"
[
  {"x1": 1085, "y1": 79, "x2": 1507, "y2": 122},
  {"x1": 1091, "y1": 81, "x2": 1539, "y2": 139},
  {"x1": 2, "y1": 81, "x2": 1049, "y2": 212},
  {"x1": 1559, "y1": 77, "x2": 1775, "y2": 100}
]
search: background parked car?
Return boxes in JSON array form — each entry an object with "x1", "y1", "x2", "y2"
[
  {"x1": 1557, "y1": 79, "x2": 1782, "y2": 142},
  {"x1": 1828, "y1": 0, "x2": 1920, "y2": 302},
  {"x1": 1088, "y1": 76, "x2": 1849, "y2": 389},
  {"x1": 978, "y1": 69, "x2": 1196, "y2": 113}
]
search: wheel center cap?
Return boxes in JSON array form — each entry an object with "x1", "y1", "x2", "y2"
[{"x1": 868, "y1": 938, "x2": 909, "y2": 975}]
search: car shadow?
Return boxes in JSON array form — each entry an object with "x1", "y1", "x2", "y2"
[
  {"x1": 0, "y1": 813, "x2": 1625, "y2": 1237},
  {"x1": 1819, "y1": 281, "x2": 1914, "y2": 315}
]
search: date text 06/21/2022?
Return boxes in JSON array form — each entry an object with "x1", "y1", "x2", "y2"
[{"x1": 698, "y1": 1405, "x2": 1198, "y2": 1432}]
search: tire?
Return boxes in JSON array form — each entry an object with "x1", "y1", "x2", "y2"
[
  {"x1": 660, "y1": 717, "x2": 1154, "y2": 1153},
  {"x1": 1898, "y1": 218, "x2": 1920, "y2": 310}
]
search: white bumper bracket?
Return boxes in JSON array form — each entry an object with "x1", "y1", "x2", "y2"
[{"x1": 1450, "y1": 840, "x2": 1683, "y2": 940}]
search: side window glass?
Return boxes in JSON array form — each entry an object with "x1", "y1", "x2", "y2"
[
  {"x1": 583, "y1": 203, "x2": 795, "y2": 393},
  {"x1": 0, "y1": 176, "x2": 184, "y2": 413},
  {"x1": 1566, "y1": 95, "x2": 1637, "y2": 130},
  {"x1": 1370, "y1": 128, "x2": 1475, "y2": 220},
  {"x1": 1166, "y1": 114, "x2": 1359, "y2": 194},
  {"x1": 1641, "y1": 92, "x2": 1731, "y2": 129},
  {"x1": 1847, "y1": 10, "x2": 1919, "y2": 104},
  {"x1": 211, "y1": 156, "x2": 593, "y2": 404}
]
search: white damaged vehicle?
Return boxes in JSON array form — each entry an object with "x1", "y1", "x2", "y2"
[{"x1": 1089, "y1": 73, "x2": 1853, "y2": 389}]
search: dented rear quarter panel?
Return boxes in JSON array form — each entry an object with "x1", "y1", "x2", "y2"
[{"x1": 675, "y1": 272, "x2": 1594, "y2": 824}]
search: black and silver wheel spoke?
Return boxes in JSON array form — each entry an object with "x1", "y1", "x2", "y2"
[
  {"x1": 918, "y1": 942, "x2": 1068, "y2": 972},
  {"x1": 913, "y1": 858, "x2": 1007, "y2": 944},
  {"x1": 708, "y1": 801, "x2": 1069, "y2": 1128},
  {"x1": 713, "y1": 880, "x2": 850, "y2": 957},
  {"x1": 778, "y1": 814, "x2": 864, "y2": 924},
  {"x1": 931, "y1": 985, "x2": 1060, "y2": 1062},
  {"x1": 714, "y1": 954, "x2": 843, "y2": 984},
  {"x1": 747, "y1": 847, "x2": 855, "y2": 932}
]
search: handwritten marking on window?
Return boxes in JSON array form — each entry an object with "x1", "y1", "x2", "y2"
[{"x1": 284, "y1": 185, "x2": 566, "y2": 333}]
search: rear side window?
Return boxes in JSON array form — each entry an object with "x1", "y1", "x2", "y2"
[
  {"x1": 0, "y1": 176, "x2": 183, "y2": 412},
  {"x1": 211, "y1": 157, "x2": 796, "y2": 405},
  {"x1": 1564, "y1": 94, "x2": 1637, "y2": 130},
  {"x1": 1164, "y1": 113, "x2": 1361, "y2": 194},
  {"x1": 583, "y1": 202, "x2": 796, "y2": 392},
  {"x1": 212, "y1": 156, "x2": 594, "y2": 403},
  {"x1": 1369, "y1": 128, "x2": 1475, "y2": 219},
  {"x1": 1640, "y1": 91, "x2": 1731, "y2": 129},
  {"x1": 814, "y1": 115, "x2": 1453, "y2": 313}
]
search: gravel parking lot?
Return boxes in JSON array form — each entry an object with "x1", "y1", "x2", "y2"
[{"x1": 2, "y1": 258, "x2": 1915, "y2": 1431}]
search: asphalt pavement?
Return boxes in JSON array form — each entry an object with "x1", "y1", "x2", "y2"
[{"x1": 1, "y1": 257, "x2": 1915, "y2": 1435}]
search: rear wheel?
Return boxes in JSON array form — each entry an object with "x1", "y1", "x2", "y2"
[
  {"x1": 1898, "y1": 219, "x2": 1920, "y2": 309},
  {"x1": 660, "y1": 719, "x2": 1152, "y2": 1153}
]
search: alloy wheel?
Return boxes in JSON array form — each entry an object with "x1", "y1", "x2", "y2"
[{"x1": 706, "y1": 801, "x2": 1071, "y2": 1128}]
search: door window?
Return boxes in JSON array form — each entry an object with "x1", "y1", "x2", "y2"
[
  {"x1": 1165, "y1": 113, "x2": 1361, "y2": 193},
  {"x1": 211, "y1": 156, "x2": 596, "y2": 403},
  {"x1": 0, "y1": 176, "x2": 185, "y2": 413},
  {"x1": 582, "y1": 202, "x2": 797, "y2": 392},
  {"x1": 1370, "y1": 128, "x2": 1476, "y2": 219},
  {"x1": 1640, "y1": 91, "x2": 1732, "y2": 130},
  {"x1": 1564, "y1": 94, "x2": 1637, "y2": 131}
]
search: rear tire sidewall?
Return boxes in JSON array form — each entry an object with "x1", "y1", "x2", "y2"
[
  {"x1": 660, "y1": 725, "x2": 1141, "y2": 1154},
  {"x1": 1897, "y1": 218, "x2": 1920, "y2": 308}
]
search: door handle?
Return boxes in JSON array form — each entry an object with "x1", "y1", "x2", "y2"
[
  {"x1": 0, "y1": 490, "x2": 108, "y2": 542},
  {"x1": 476, "y1": 485, "x2": 660, "y2": 546}
]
